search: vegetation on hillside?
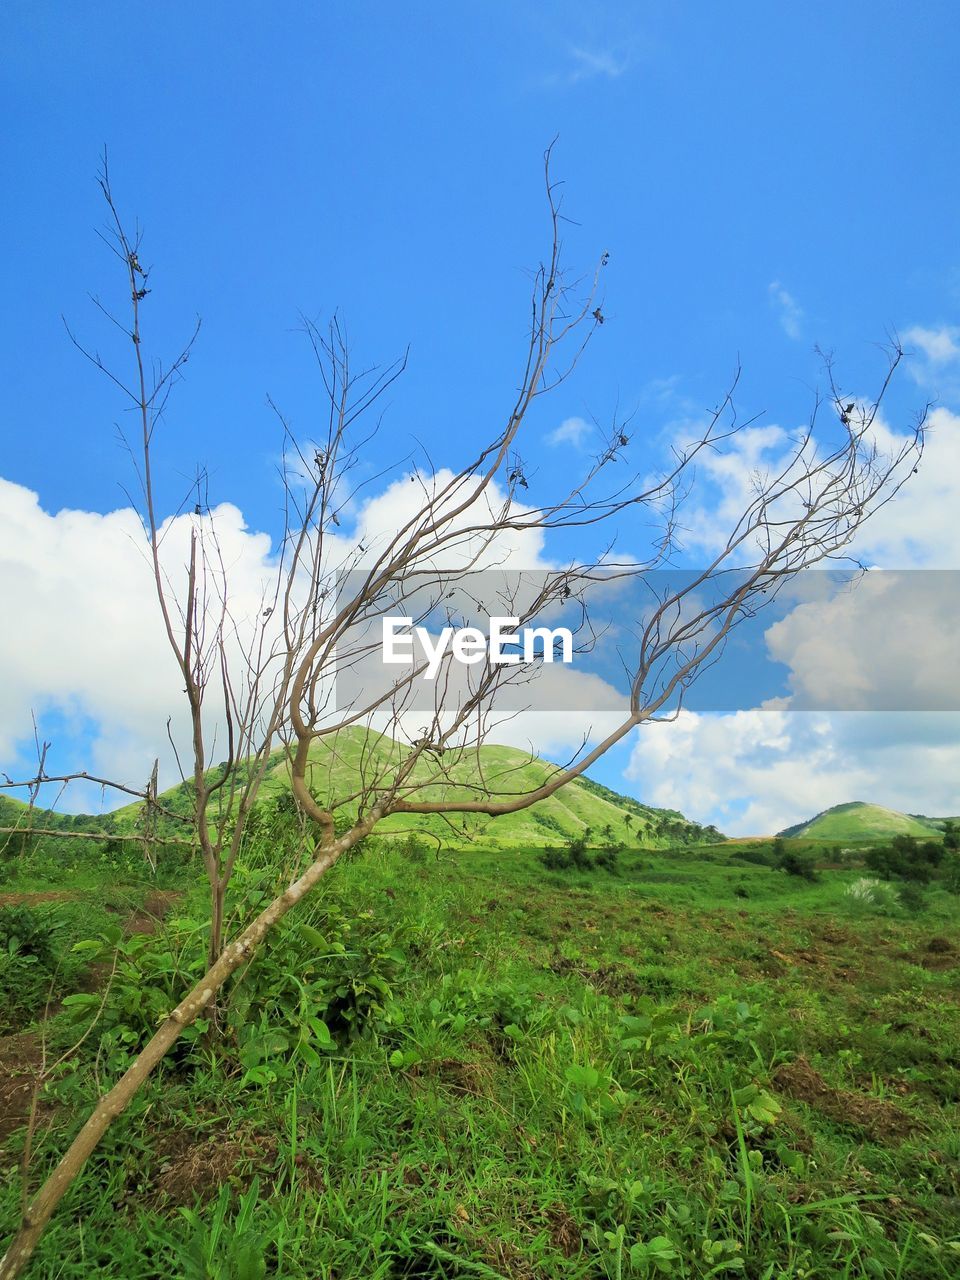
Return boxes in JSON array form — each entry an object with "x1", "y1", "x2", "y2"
[
  {"x1": 778, "y1": 802, "x2": 946, "y2": 842},
  {"x1": 2, "y1": 732, "x2": 721, "y2": 864},
  {"x1": 1, "y1": 823, "x2": 958, "y2": 1278}
]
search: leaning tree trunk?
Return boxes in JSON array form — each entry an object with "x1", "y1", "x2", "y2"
[{"x1": 0, "y1": 835, "x2": 354, "y2": 1279}]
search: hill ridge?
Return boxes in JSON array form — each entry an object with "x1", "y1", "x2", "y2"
[
  {"x1": 778, "y1": 800, "x2": 945, "y2": 841},
  {"x1": 0, "y1": 730, "x2": 724, "y2": 851}
]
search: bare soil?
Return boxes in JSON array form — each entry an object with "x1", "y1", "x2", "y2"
[{"x1": 774, "y1": 1055, "x2": 918, "y2": 1142}]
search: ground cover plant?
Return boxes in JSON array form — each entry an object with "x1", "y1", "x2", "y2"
[{"x1": 1, "y1": 831, "x2": 957, "y2": 1278}]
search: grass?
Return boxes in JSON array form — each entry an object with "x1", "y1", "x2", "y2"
[
  {"x1": 778, "y1": 802, "x2": 945, "y2": 842},
  {"x1": 1, "y1": 838, "x2": 958, "y2": 1278}
]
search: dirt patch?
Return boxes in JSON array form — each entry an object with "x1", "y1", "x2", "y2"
[
  {"x1": 926, "y1": 936, "x2": 954, "y2": 954},
  {"x1": 814, "y1": 925, "x2": 854, "y2": 945},
  {"x1": 0, "y1": 1031, "x2": 45, "y2": 1145},
  {"x1": 774, "y1": 1056, "x2": 917, "y2": 1142},
  {"x1": 918, "y1": 936, "x2": 958, "y2": 971},
  {"x1": 437, "y1": 1058, "x2": 491, "y2": 1096},
  {"x1": 150, "y1": 1120, "x2": 322, "y2": 1206},
  {"x1": 545, "y1": 1203, "x2": 581, "y2": 1257},
  {"x1": 124, "y1": 889, "x2": 182, "y2": 936},
  {"x1": 548, "y1": 953, "x2": 646, "y2": 998},
  {"x1": 896, "y1": 936, "x2": 959, "y2": 971}
]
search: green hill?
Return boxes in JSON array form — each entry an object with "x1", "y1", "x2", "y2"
[
  {"x1": 6, "y1": 728, "x2": 722, "y2": 851},
  {"x1": 199, "y1": 729, "x2": 721, "y2": 848},
  {"x1": 778, "y1": 801, "x2": 943, "y2": 842}
]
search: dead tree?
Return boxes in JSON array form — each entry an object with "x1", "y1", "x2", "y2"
[{"x1": 0, "y1": 148, "x2": 924, "y2": 1277}]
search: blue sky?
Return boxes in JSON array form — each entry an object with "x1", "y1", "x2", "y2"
[{"x1": 2, "y1": 2, "x2": 960, "y2": 832}]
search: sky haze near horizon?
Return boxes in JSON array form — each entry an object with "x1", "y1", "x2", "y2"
[{"x1": 2, "y1": 2, "x2": 960, "y2": 834}]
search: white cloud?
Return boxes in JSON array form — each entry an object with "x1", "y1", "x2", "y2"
[
  {"x1": 536, "y1": 45, "x2": 630, "y2": 91},
  {"x1": 768, "y1": 281, "x2": 803, "y2": 340},
  {"x1": 0, "y1": 469, "x2": 562, "y2": 810},
  {"x1": 901, "y1": 325, "x2": 960, "y2": 401},
  {"x1": 4, "y1": 387, "x2": 956, "y2": 830},
  {"x1": 0, "y1": 480, "x2": 279, "y2": 806},
  {"x1": 765, "y1": 570, "x2": 960, "y2": 712},
  {"x1": 625, "y1": 707, "x2": 960, "y2": 836},
  {"x1": 670, "y1": 421, "x2": 797, "y2": 557},
  {"x1": 613, "y1": 401, "x2": 960, "y2": 832},
  {"x1": 849, "y1": 407, "x2": 960, "y2": 568},
  {"x1": 903, "y1": 324, "x2": 960, "y2": 365},
  {"x1": 545, "y1": 416, "x2": 593, "y2": 449},
  {"x1": 352, "y1": 468, "x2": 550, "y2": 569},
  {"x1": 666, "y1": 406, "x2": 959, "y2": 571}
]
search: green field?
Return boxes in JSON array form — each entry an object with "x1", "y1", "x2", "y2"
[{"x1": 2, "y1": 830, "x2": 958, "y2": 1278}]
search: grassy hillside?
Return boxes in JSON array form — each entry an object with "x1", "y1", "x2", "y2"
[
  {"x1": 778, "y1": 801, "x2": 943, "y2": 842},
  {"x1": 86, "y1": 728, "x2": 722, "y2": 850},
  {"x1": 2, "y1": 839, "x2": 958, "y2": 1277}
]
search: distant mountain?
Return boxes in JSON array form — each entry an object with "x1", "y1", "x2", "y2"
[
  {"x1": 778, "y1": 801, "x2": 945, "y2": 841},
  {"x1": 2, "y1": 728, "x2": 723, "y2": 851}
]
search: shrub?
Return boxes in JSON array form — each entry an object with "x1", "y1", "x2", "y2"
[
  {"x1": 897, "y1": 881, "x2": 928, "y2": 913},
  {"x1": 538, "y1": 834, "x2": 619, "y2": 875},
  {"x1": 0, "y1": 904, "x2": 66, "y2": 1032},
  {"x1": 398, "y1": 832, "x2": 430, "y2": 863},
  {"x1": 0, "y1": 904, "x2": 60, "y2": 966},
  {"x1": 733, "y1": 846, "x2": 779, "y2": 867},
  {"x1": 593, "y1": 847, "x2": 620, "y2": 873},
  {"x1": 779, "y1": 850, "x2": 817, "y2": 881},
  {"x1": 865, "y1": 835, "x2": 942, "y2": 884}
]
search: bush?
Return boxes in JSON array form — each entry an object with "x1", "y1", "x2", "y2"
[
  {"x1": 733, "y1": 846, "x2": 779, "y2": 868},
  {"x1": 538, "y1": 833, "x2": 619, "y2": 875},
  {"x1": 897, "y1": 881, "x2": 928, "y2": 913},
  {"x1": 593, "y1": 847, "x2": 620, "y2": 873},
  {"x1": 0, "y1": 904, "x2": 60, "y2": 966},
  {"x1": 778, "y1": 850, "x2": 817, "y2": 881},
  {"x1": 0, "y1": 904, "x2": 66, "y2": 1032},
  {"x1": 64, "y1": 892, "x2": 412, "y2": 1081},
  {"x1": 398, "y1": 832, "x2": 430, "y2": 863},
  {"x1": 865, "y1": 835, "x2": 942, "y2": 884}
]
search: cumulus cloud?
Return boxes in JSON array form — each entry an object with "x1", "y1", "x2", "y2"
[
  {"x1": 901, "y1": 324, "x2": 960, "y2": 402},
  {"x1": 848, "y1": 407, "x2": 960, "y2": 568},
  {"x1": 0, "y1": 480, "x2": 279, "y2": 806},
  {"x1": 4, "y1": 387, "x2": 957, "y2": 827},
  {"x1": 616, "y1": 402, "x2": 960, "y2": 831},
  {"x1": 903, "y1": 324, "x2": 960, "y2": 366},
  {"x1": 351, "y1": 468, "x2": 551, "y2": 570},
  {"x1": 0, "y1": 468, "x2": 565, "y2": 810},
  {"x1": 669, "y1": 421, "x2": 798, "y2": 557},
  {"x1": 626, "y1": 707, "x2": 960, "y2": 835},
  {"x1": 764, "y1": 570, "x2": 960, "y2": 712},
  {"x1": 665, "y1": 406, "x2": 958, "y2": 570}
]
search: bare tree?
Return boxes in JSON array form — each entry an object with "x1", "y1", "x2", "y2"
[{"x1": 0, "y1": 149, "x2": 924, "y2": 1277}]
